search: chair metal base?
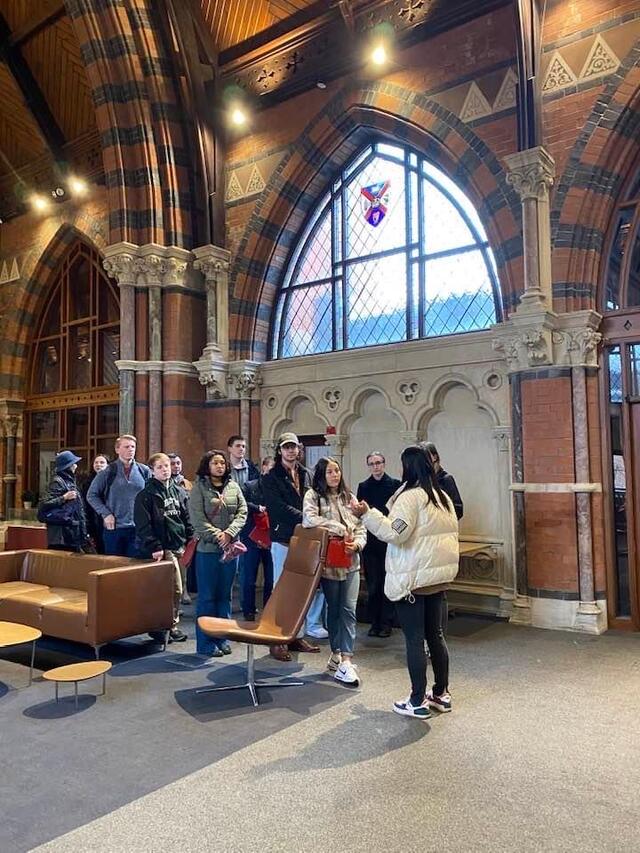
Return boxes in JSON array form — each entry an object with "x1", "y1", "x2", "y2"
[{"x1": 195, "y1": 643, "x2": 304, "y2": 707}]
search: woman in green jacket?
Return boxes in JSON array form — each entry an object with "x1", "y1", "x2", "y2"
[{"x1": 189, "y1": 450, "x2": 248, "y2": 662}]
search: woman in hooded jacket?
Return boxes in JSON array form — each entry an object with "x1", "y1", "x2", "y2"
[
  {"x1": 40, "y1": 450, "x2": 89, "y2": 552},
  {"x1": 351, "y1": 445, "x2": 459, "y2": 720}
]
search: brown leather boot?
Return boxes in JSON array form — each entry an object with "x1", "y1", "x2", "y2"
[{"x1": 289, "y1": 638, "x2": 320, "y2": 653}]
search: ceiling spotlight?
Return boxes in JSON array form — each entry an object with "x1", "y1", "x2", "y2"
[
  {"x1": 52, "y1": 187, "x2": 65, "y2": 198},
  {"x1": 316, "y1": 81, "x2": 327, "y2": 89},
  {"x1": 371, "y1": 44, "x2": 388, "y2": 66},
  {"x1": 230, "y1": 107, "x2": 247, "y2": 127},
  {"x1": 69, "y1": 178, "x2": 88, "y2": 196},
  {"x1": 31, "y1": 194, "x2": 49, "y2": 213}
]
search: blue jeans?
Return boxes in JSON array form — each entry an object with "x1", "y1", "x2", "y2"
[
  {"x1": 241, "y1": 543, "x2": 273, "y2": 618},
  {"x1": 195, "y1": 551, "x2": 238, "y2": 654},
  {"x1": 321, "y1": 571, "x2": 360, "y2": 657},
  {"x1": 271, "y1": 542, "x2": 325, "y2": 638},
  {"x1": 103, "y1": 527, "x2": 137, "y2": 557}
]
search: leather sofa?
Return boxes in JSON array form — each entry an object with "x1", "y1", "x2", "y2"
[{"x1": 0, "y1": 549, "x2": 174, "y2": 656}]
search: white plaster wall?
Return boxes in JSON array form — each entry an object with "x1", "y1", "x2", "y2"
[
  {"x1": 426, "y1": 384, "x2": 501, "y2": 539},
  {"x1": 259, "y1": 331, "x2": 514, "y2": 610}
]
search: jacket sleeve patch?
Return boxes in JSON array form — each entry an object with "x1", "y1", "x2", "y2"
[{"x1": 392, "y1": 518, "x2": 408, "y2": 535}]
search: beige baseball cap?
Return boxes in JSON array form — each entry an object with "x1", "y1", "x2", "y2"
[{"x1": 277, "y1": 432, "x2": 300, "y2": 447}]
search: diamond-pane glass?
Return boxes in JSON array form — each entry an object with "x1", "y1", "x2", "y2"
[
  {"x1": 346, "y1": 254, "x2": 407, "y2": 348},
  {"x1": 271, "y1": 141, "x2": 502, "y2": 358},
  {"x1": 344, "y1": 156, "x2": 406, "y2": 259},
  {"x1": 281, "y1": 284, "x2": 332, "y2": 358},
  {"x1": 423, "y1": 180, "x2": 475, "y2": 254},
  {"x1": 606, "y1": 208, "x2": 634, "y2": 310},
  {"x1": 608, "y1": 347, "x2": 622, "y2": 403},
  {"x1": 294, "y1": 208, "x2": 332, "y2": 284},
  {"x1": 424, "y1": 250, "x2": 496, "y2": 336}
]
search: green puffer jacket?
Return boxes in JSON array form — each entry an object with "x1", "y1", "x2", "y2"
[{"x1": 189, "y1": 476, "x2": 248, "y2": 553}]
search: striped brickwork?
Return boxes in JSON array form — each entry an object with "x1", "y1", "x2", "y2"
[{"x1": 66, "y1": 0, "x2": 195, "y2": 248}]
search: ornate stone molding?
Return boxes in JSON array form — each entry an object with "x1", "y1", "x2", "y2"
[
  {"x1": 324, "y1": 433, "x2": 347, "y2": 457},
  {"x1": 504, "y1": 146, "x2": 555, "y2": 202},
  {"x1": 192, "y1": 244, "x2": 231, "y2": 280},
  {"x1": 228, "y1": 361, "x2": 262, "y2": 400},
  {"x1": 115, "y1": 360, "x2": 197, "y2": 376},
  {"x1": 103, "y1": 243, "x2": 194, "y2": 290},
  {"x1": 322, "y1": 387, "x2": 342, "y2": 412},
  {"x1": 492, "y1": 310, "x2": 602, "y2": 373},
  {"x1": 492, "y1": 426, "x2": 511, "y2": 452},
  {"x1": 0, "y1": 414, "x2": 20, "y2": 438},
  {"x1": 193, "y1": 346, "x2": 230, "y2": 400}
]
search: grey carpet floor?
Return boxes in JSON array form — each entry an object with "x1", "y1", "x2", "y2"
[{"x1": 2, "y1": 612, "x2": 639, "y2": 852}]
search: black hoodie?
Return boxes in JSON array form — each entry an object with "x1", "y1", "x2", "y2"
[{"x1": 134, "y1": 477, "x2": 194, "y2": 556}]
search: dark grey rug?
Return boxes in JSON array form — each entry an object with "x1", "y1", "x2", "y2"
[{"x1": 0, "y1": 608, "x2": 353, "y2": 853}]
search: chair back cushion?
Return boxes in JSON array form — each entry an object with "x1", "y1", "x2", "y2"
[
  {"x1": 260, "y1": 526, "x2": 329, "y2": 638},
  {"x1": 20, "y1": 550, "x2": 134, "y2": 592}
]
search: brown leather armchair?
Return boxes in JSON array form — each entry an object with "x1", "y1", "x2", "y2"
[{"x1": 197, "y1": 525, "x2": 329, "y2": 707}]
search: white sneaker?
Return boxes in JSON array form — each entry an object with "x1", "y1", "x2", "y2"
[
  {"x1": 181, "y1": 592, "x2": 192, "y2": 605},
  {"x1": 334, "y1": 661, "x2": 359, "y2": 685},
  {"x1": 327, "y1": 652, "x2": 342, "y2": 672},
  {"x1": 306, "y1": 626, "x2": 329, "y2": 639},
  {"x1": 393, "y1": 697, "x2": 431, "y2": 720}
]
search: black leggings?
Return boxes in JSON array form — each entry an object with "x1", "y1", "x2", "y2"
[{"x1": 395, "y1": 591, "x2": 449, "y2": 706}]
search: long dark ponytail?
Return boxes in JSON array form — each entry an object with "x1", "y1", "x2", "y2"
[{"x1": 400, "y1": 445, "x2": 452, "y2": 512}]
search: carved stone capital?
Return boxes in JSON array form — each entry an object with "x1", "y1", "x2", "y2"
[
  {"x1": 492, "y1": 426, "x2": 512, "y2": 452},
  {"x1": 103, "y1": 243, "x2": 192, "y2": 289},
  {"x1": 493, "y1": 310, "x2": 602, "y2": 372},
  {"x1": 324, "y1": 433, "x2": 347, "y2": 455},
  {"x1": 227, "y1": 361, "x2": 262, "y2": 400},
  {"x1": 193, "y1": 346, "x2": 229, "y2": 400},
  {"x1": 504, "y1": 146, "x2": 555, "y2": 201},
  {"x1": 193, "y1": 244, "x2": 231, "y2": 283},
  {"x1": 0, "y1": 414, "x2": 20, "y2": 438}
]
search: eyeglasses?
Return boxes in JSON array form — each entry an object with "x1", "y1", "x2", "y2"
[{"x1": 367, "y1": 461, "x2": 384, "y2": 467}]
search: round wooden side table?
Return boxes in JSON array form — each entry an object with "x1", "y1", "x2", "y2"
[
  {"x1": 43, "y1": 660, "x2": 112, "y2": 709},
  {"x1": 0, "y1": 621, "x2": 42, "y2": 687}
]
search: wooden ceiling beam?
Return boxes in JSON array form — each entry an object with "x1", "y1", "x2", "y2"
[
  {"x1": 0, "y1": 11, "x2": 66, "y2": 161},
  {"x1": 7, "y1": 0, "x2": 65, "y2": 48}
]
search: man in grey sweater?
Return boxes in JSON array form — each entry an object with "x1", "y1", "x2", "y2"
[{"x1": 87, "y1": 434, "x2": 151, "y2": 557}]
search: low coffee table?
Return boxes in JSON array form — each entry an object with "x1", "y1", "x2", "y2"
[
  {"x1": 43, "y1": 660, "x2": 112, "y2": 709},
  {"x1": 0, "y1": 621, "x2": 42, "y2": 687}
]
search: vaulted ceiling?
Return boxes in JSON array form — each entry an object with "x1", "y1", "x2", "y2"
[{"x1": 200, "y1": 0, "x2": 320, "y2": 52}]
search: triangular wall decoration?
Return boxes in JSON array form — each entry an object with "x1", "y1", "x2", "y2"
[
  {"x1": 245, "y1": 164, "x2": 266, "y2": 195},
  {"x1": 579, "y1": 34, "x2": 619, "y2": 80},
  {"x1": 0, "y1": 262, "x2": 8, "y2": 284},
  {"x1": 460, "y1": 81, "x2": 493, "y2": 122},
  {"x1": 226, "y1": 171, "x2": 243, "y2": 202},
  {"x1": 493, "y1": 68, "x2": 518, "y2": 111},
  {"x1": 541, "y1": 51, "x2": 578, "y2": 94},
  {"x1": 9, "y1": 258, "x2": 19, "y2": 280}
]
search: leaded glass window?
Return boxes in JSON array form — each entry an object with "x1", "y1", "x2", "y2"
[
  {"x1": 604, "y1": 166, "x2": 640, "y2": 312},
  {"x1": 271, "y1": 141, "x2": 502, "y2": 359}
]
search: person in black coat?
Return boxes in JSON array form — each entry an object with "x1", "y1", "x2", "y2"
[
  {"x1": 40, "y1": 450, "x2": 90, "y2": 552},
  {"x1": 81, "y1": 453, "x2": 110, "y2": 553},
  {"x1": 420, "y1": 442, "x2": 464, "y2": 520},
  {"x1": 356, "y1": 451, "x2": 401, "y2": 637},
  {"x1": 261, "y1": 432, "x2": 320, "y2": 659},
  {"x1": 240, "y1": 457, "x2": 275, "y2": 621}
]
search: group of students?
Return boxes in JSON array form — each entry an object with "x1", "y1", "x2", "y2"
[{"x1": 41, "y1": 430, "x2": 463, "y2": 721}]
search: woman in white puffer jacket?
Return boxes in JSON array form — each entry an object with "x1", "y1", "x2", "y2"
[{"x1": 352, "y1": 445, "x2": 459, "y2": 720}]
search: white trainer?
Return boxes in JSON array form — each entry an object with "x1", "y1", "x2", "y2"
[
  {"x1": 306, "y1": 626, "x2": 329, "y2": 639},
  {"x1": 334, "y1": 660, "x2": 359, "y2": 685}
]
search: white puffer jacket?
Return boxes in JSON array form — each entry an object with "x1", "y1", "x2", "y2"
[{"x1": 362, "y1": 485, "x2": 459, "y2": 602}]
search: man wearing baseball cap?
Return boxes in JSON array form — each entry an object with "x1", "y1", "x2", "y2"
[{"x1": 262, "y1": 432, "x2": 322, "y2": 660}]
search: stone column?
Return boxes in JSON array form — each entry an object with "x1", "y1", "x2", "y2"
[
  {"x1": 1, "y1": 414, "x2": 20, "y2": 518},
  {"x1": 324, "y1": 434, "x2": 347, "y2": 466},
  {"x1": 193, "y1": 245, "x2": 231, "y2": 401},
  {"x1": 228, "y1": 362, "x2": 262, "y2": 456},
  {"x1": 504, "y1": 146, "x2": 555, "y2": 310},
  {"x1": 103, "y1": 244, "x2": 138, "y2": 434},
  {"x1": 140, "y1": 249, "x2": 164, "y2": 454}
]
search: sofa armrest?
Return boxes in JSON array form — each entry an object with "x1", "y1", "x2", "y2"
[
  {"x1": 87, "y1": 561, "x2": 174, "y2": 645},
  {"x1": 0, "y1": 551, "x2": 25, "y2": 583}
]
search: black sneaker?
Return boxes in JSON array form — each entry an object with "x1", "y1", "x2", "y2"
[
  {"x1": 378, "y1": 626, "x2": 392, "y2": 638},
  {"x1": 148, "y1": 631, "x2": 166, "y2": 643},
  {"x1": 169, "y1": 628, "x2": 188, "y2": 643},
  {"x1": 367, "y1": 626, "x2": 381, "y2": 637}
]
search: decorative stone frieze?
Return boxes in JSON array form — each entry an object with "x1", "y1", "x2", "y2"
[
  {"x1": 492, "y1": 310, "x2": 602, "y2": 373},
  {"x1": 504, "y1": 147, "x2": 555, "y2": 201},
  {"x1": 322, "y1": 387, "x2": 342, "y2": 411},
  {"x1": 397, "y1": 379, "x2": 421, "y2": 405},
  {"x1": 103, "y1": 243, "x2": 193, "y2": 289},
  {"x1": 193, "y1": 347, "x2": 230, "y2": 400},
  {"x1": 227, "y1": 361, "x2": 262, "y2": 401}
]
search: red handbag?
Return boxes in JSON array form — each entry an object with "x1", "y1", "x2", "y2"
[
  {"x1": 179, "y1": 537, "x2": 199, "y2": 570},
  {"x1": 326, "y1": 536, "x2": 352, "y2": 569},
  {"x1": 249, "y1": 511, "x2": 271, "y2": 549}
]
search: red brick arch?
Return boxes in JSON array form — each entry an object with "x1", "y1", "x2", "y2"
[{"x1": 230, "y1": 82, "x2": 522, "y2": 362}]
